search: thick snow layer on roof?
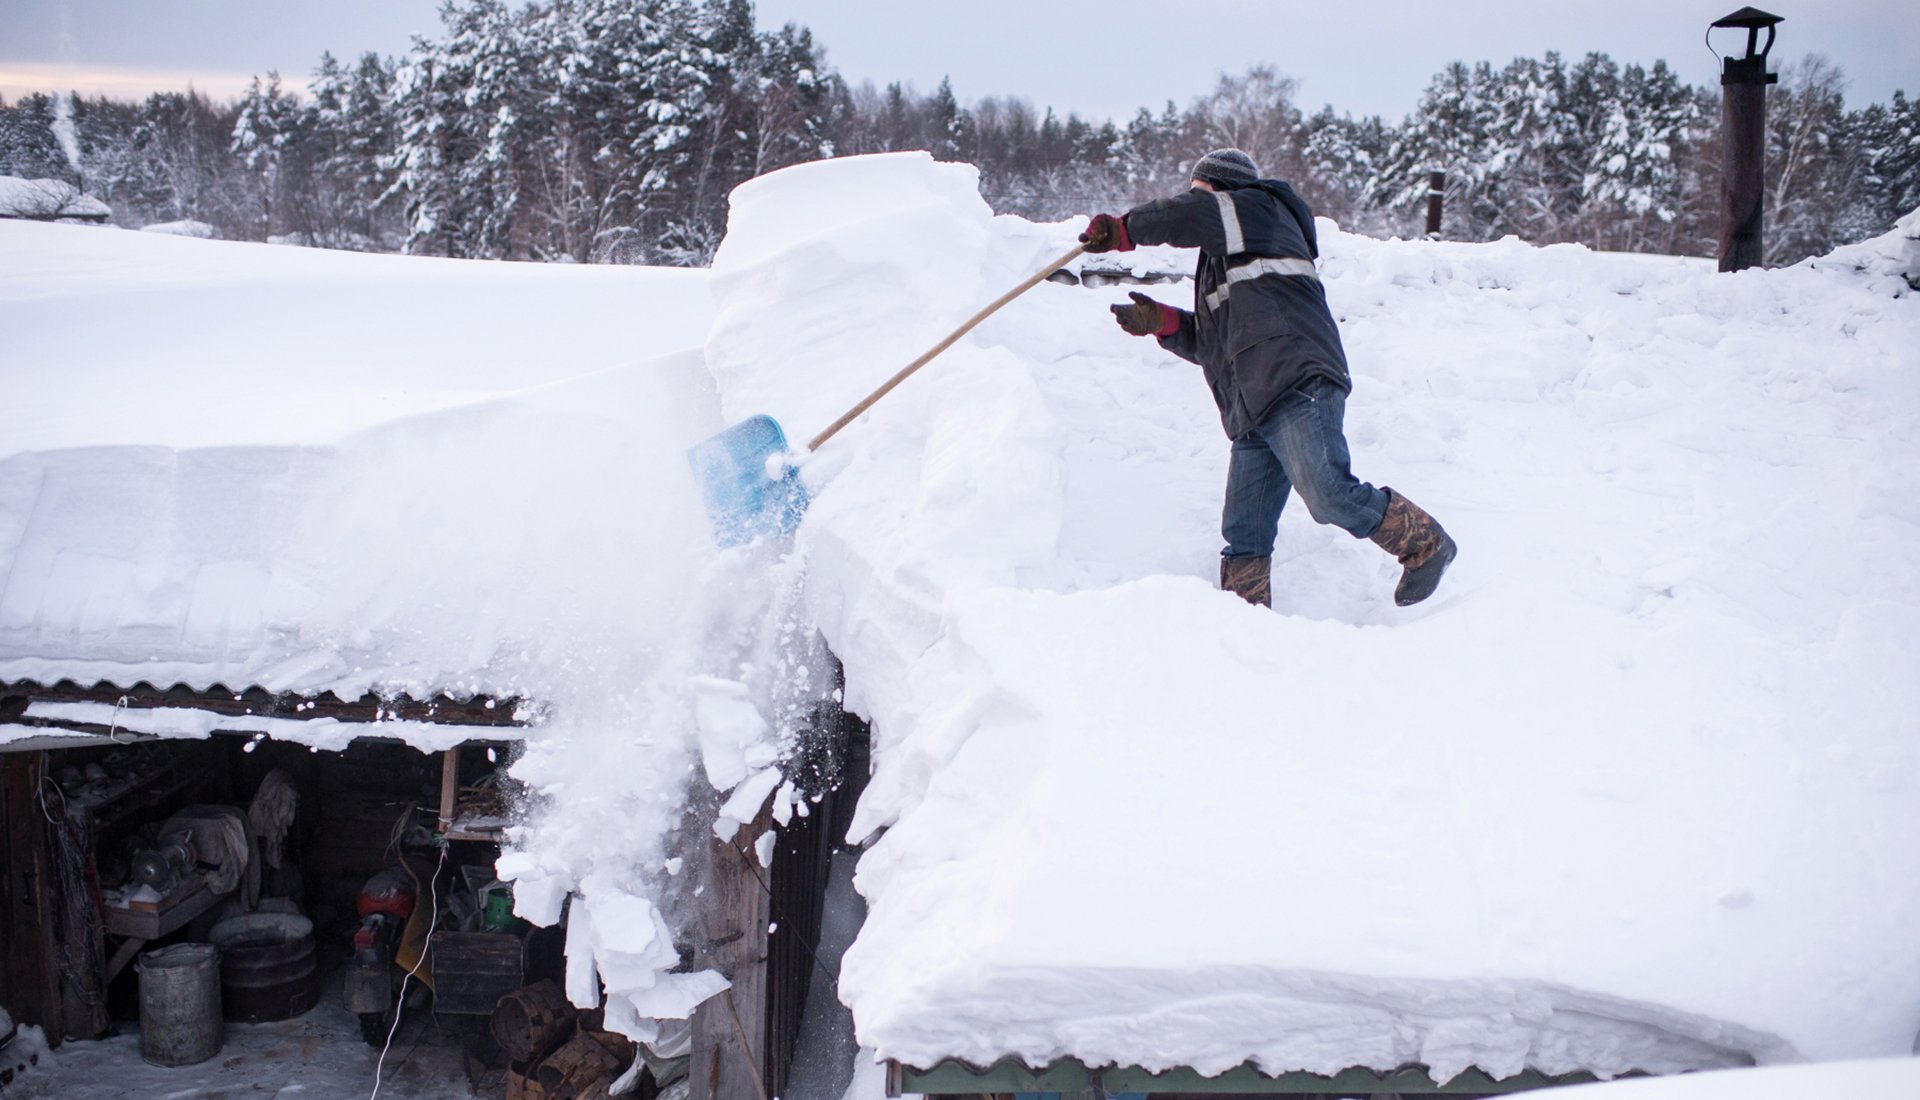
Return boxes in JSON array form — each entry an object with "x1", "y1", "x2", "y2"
[
  {"x1": 1, "y1": 221, "x2": 720, "y2": 705},
  {"x1": 703, "y1": 154, "x2": 1920, "y2": 1080},
  {"x1": 0, "y1": 175, "x2": 109, "y2": 220}
]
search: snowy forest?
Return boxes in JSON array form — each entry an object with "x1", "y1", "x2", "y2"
[{"x1": 2, "y1": 0, "x2": 1915, "y2": 267}]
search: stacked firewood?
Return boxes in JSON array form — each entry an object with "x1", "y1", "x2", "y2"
[{"x1": 495, "y1": 980, "x2": 642, "y2": 1100}]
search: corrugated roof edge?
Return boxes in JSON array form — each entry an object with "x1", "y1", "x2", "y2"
[
  {"x1": 0, "y1": 678, "x2": 533, "y2": 751},
  {"x1": 888, "y1": 1057, "x2": 1629, "y2": 1097}
]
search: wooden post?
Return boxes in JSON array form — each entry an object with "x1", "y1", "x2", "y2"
[
  {"x1": 438, "y1": 747, "x2": 460, "y2": 834},
  {"x1": 1, "y1": 754, "x2": 64, "y2": 1044},
  {"x1": 1424, "y1": 171, "x2": 1445, "y2": 239},
  {"x1": 689, "y1": 812, "x2": 772, "y2": 1100}
]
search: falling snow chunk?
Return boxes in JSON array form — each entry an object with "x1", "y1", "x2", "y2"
[{"x1": 714, "y1": 767, "x2": 783, "y2": 842}]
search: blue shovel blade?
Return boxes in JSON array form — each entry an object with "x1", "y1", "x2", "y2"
[{"x1": 686, "y1": 414, "x2": 810, "y2": 547}]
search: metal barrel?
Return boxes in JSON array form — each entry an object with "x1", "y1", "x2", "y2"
[{"x1": 136, "y1": 943, "x2": 223, "y2": 1066}]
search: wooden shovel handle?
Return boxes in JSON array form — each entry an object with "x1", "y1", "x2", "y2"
[{"x1": 806, "y1": 242, "x2": 1089, "y2": 453}]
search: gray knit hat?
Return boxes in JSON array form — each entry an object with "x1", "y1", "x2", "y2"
[{"x1": 1192, "y1": 148, "x2": 1258, "y2": 188}]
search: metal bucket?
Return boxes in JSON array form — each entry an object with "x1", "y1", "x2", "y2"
[
  {"x1": 136, "y1": 943, "x2": 223, "y2": 1067},
  {"x1": 209, "y1": 912, "x2": 318, "y2": 1023}
]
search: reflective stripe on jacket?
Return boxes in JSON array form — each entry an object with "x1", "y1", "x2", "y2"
[{"x1": 1123, "y1": 179, "x2": 1351, "y2": 438}]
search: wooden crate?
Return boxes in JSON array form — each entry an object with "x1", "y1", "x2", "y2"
[{"x1": 430, "y1": 931, "x2": 524, "y2": 1015}]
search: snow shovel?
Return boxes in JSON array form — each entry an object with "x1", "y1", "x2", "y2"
[{"x1": 688, "y1": 241, "x2": 1088, "y2": 546}]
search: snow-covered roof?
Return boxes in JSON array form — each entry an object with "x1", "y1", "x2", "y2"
[
  {"x1": 0, "y1": 222, "x2": 717, "y2": 749},
  {"x1": 0, "y1": 175, "x2": 110, "y2": 221},
  {"x1": 0, "y1": 678, "x2": 527, "y2": 753},
  {"x1": 702, "y1": 155, "x2": 1920, "y2": 1082},
  {"x1": 4, "y1": 158, "x2": 1918, "y2": 1084}
]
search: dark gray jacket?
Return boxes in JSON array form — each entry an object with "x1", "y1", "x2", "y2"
[{"x1": 1124, "y1": 180, "x2": 1351, "y2": 438}]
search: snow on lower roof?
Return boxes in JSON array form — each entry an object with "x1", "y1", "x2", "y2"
[
  {"x1": 702, "y1": 155, "x2": 1920, "y2": 1081},
  {"x1": 0, "y1": 678, "x2": 526, "y2": 752},
  {"x1": 0, "y1": 220, "x2": 722, "y2": 740},
  {"x1": 0, "y1": 175, "x2": 110, "y2": 220}
]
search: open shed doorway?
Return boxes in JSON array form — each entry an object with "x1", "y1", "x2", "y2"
[{"x1": 0, "y1": 726, "x2": 550, "y2": 1098}]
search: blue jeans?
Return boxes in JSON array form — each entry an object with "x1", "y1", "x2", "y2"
[{"x1": 1222, "y1": 380, "x2": 1387, "y2": 558}]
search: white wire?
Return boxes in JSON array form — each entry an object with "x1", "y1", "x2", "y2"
[{"x1": 370, "y1": 841, "x2": 446, "y2": 1100}]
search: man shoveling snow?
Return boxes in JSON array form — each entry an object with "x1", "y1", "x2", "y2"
[{"x1": 1081, "y1": 148, "x2": 1457, "y2": 608}]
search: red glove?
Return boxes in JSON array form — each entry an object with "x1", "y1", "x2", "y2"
[
  {"x1": 1079, "y1": 213, "x2": 1134, "y2": 253},
  {"x1": 1110, "y1": 291, "x2": 1181, "y2": 337}
]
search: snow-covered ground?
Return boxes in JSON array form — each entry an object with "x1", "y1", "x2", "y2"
[
  {"x1": 4, "y1": 151, "x2": 1918, "y2": 1091},
  {"x1": 0, "y1": 990, "x2": 481, "y2": 1099}
]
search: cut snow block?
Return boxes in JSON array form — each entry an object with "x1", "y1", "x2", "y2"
[{"x1": 686, "y1": 414, "x2": 808, "y2": 547}]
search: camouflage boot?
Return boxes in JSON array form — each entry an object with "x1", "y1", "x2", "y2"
[
  {"x1": 1369, "y1": 489, "x2": 1457, "y2": 606},
  {"x1": 1220, "y1": 555, "x2": 1271, "y2": 608}
]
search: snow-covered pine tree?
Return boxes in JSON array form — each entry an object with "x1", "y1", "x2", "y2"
[
  {"x1": 1560, "y1": 52, "x2": 1621, "y2": 246},
  {"x1": 924, "y1": 77, "x2": 967, "y2": 161},
  {"x1": 386, "y1": 0, "x2": 532, "y2": 259},
  {"x1": 1582, "y1": 60, "x2": 1695, "y2": 252},
  {"x1": 1846, "y1": 90, "x2": 1920, "y2": 236},
  {"x1": 385, "y1": 50, "x2": 442, "y2": 254},
  {"x1": 302, "y1": 51, "x2": 401, "y2": 248},
  {"x1": 464, "y1": 0, "x2": 545, "y2": 259},
  {"x1": 65, "y1": 94, "x2": 160, "y2": 220},
  {"x1": 1482, "y1": 53, "x2": 1580, "y2": 243},
  {"x1": 1883, "y1": 91, "x2": 1920, "y2": 220},
  {"x1": 0, "y1": 93, "x2": 73, "y2": 183},
  {"x1": 127, "y1": 91, "x2": 229, "y2": 226},
  {"x1": 1118, "y1": 100, "x2": 1190, "y2": 201},
  {"x1": 1373, "y1": 61, "x2": 1502, "y2": 239},
  {"x1": 1302, "y1": 107, "x2": 1392, "y2": 235},
  {"x1": 744, "y1": 20, "x2": 836, "y2": 176},
  {"x1": 231, "y1": 71, "x2": 308, "y2": 240},
  {"x1": 554, "y1": 0, "x2": 725, "y2": 263}
]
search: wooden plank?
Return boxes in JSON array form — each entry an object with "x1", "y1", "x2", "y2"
[
  {"x1": 104, "y1": 935, "x2": 145, "y2": 983},
  {"x1": 690, "y1": 811, "x2": 773, "y2": 1100},
  {"x1": 438, "y1": 748, "x2": 460, "y2": 834},
  {"x1": 102, "y1": 875, "x2": 220, "y2": 940},
  {"x1": 442, "y1": 828, "x2": 506, "y2": 843},
  {"x1": 1, "y1": 754, "x2": 62, "y2": 1045}
]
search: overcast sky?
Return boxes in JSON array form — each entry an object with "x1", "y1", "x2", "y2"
[{"x1": 1, "y1": 0, "x2": 1912, "y2": 121}]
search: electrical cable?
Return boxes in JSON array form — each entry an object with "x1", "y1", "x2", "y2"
[
  {"x1": 724, "y1": 833, "x2": 841, "y2": 989},
  {"x1": 370, "y1": 839, "x2": 446, "y2": 1100}
]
